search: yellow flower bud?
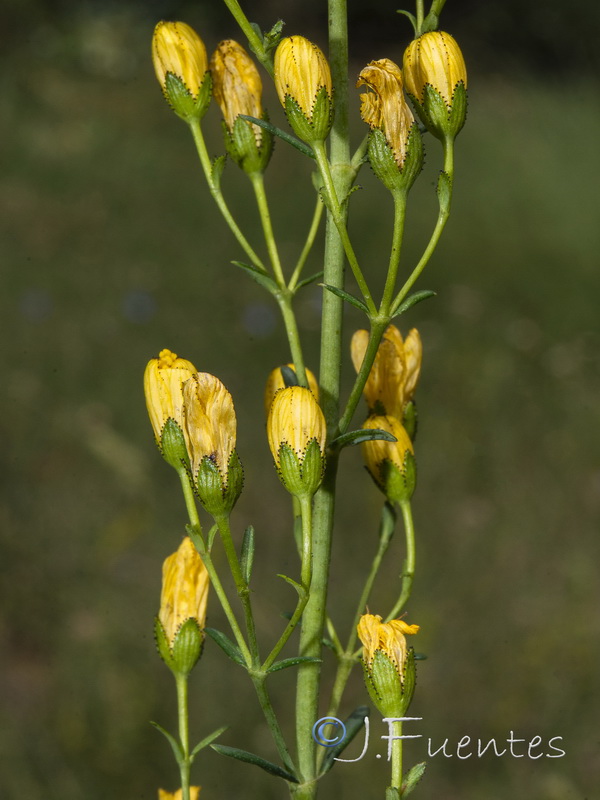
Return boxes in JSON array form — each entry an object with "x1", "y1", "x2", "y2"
[
  {"x1": 159, "y1": 536, "x2": 209, "y2": 646},
  {"x1": 158, "y1": 787, "x2": 201, "y2": 800},
  {"x1": 274, "y1": 35, "x2": 333, "y2": 143},
  {"x1": 358, "y1": 613, "x2": 419, "y2": 682},
  {"x1": 403, "y1": 31, "x2": 467, "y2": 140},
  {"x1": 182, "y1": 373, "x2": 243, "y2": 515},
  {"x1": 152, "y1": 21, "x2": 211, "y2": 121},
  {"x1": 264, "y1": 364, "x2": 319, "y2": 418},
  {"x1": 211, "y1": 39, "x2": 263, "y2": 143},
  {"x1": 361, "y1": 415, "x2": 416, "y2": 503},
  {"x1": 351, "y1": 326, "x2": 422, "y2": 420},
  {"x1": 144, "y1": 349, "x2": 197, "y2": 467},
  {"x1": 357, "y1": 59, "x2": 415, "y2": 169},
  {"x1": 267, "y1": 386, "x2": 327, "y2": 497}
]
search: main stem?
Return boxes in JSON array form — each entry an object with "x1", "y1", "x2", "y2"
[
  {"x1": 293, "y1": 0, "x2": 350, "y2": 796},
  {"x1": 175, "y1": 673, "x2": 191, "y2": 800}
]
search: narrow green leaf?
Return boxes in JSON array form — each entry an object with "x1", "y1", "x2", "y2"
[
  {"x1": 211, "y1": 744, "x2": 299, "y2": 783},
  {"x1": 294, "y1": 270, "x2": 324, "y2": 292},
  {"x1": 277, "y1": 573, "x2": 306, "y2": 599},
  {"x1": 231, "y1": 260, "x2": 279, "y2": 294},
  {"x1": 331, "y1": 428, "x2": 397, "y2": 449},
  {"x1": 207, "y1": 522, "x2": 219, "y2": 551},
  {"x1": 392, "y1": 289, "x2": 437, "y2": 318},
  {"x1": 321, "y1": 706, "x2": 370, "y2": 774},
  {"x1": 280, "y1": 365, "x2": 299, "y2": 388},
  {"x1": 262, "y1": 19, "x2": 285, "y2": 53},
  {"x1": 402, "y1": 761, "x2": 427, "y2": 796},
  {"x1": 386, "y1": 788, "x2": 401, "y2": 800},
  {"x1": 240, "y1": 526, "x2": 255, "y2": 586},
  {"x1": 378, "y1": 501, "x2": 397, "y2": 546},
  {"x1": 211, "y1": 155, "x2": 227, "y2": 190},
  {"x1": 239, "y1": 115, "x2": 315, "y2": 158},
  {"x1": 422, "y1": 10, "x2": 440, "y2": 32},
  {"x1": 267, "y1": 656, "x2": 321, "y2": 674},
  {"x1": 396, "y1": 9, "x2": 417, "y2": 34},
  {"x1": 204, "y1": 628, "x2": 246, "y2": 667},
  {"x1": 320, "y1": 284, "x2": 369, "y2": 314},
  {"x1": 150, "y1": 720, "x2": 183, "y2": 763},
  {"x1": 414, "y1": 651, "x2": 428, "y2": 661},
  {"x1": 190, "y1": 725, "x2": 229, "y2": 759}
]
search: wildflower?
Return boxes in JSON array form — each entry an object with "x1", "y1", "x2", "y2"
[
  {"x1": 357, "y1": 58, "x2": 422, "y2": 193},
  {"x1": 152, "y1": 21, "x2": 211, "y2": 121},
  {"x1": 361, "y1": 415, "x2": 416, "y2": 503},
  {"x1": 403, "y1": 31, "x2": 467, "y2": 140},
  {"x1": 210, "y1": 39, "x2": 273, "y2": 172},
  {"x1": 274, "y1": 35, "x2": 333, "y2": 143},
  {"x1": 144, "y1": 349, "x2": 197, "y2": 469},
  {"x1": 357, "y1": 613, "x2": 419, "y2": 716},
  {"x1": 158, "y1": 787, "x2": 201, "y2": 799},
  {"x1": 183, "y1": 373, "x2": 243, "y2": 516},
  {"x1": 267, "y1": 386, "x2": 326, "y2": 497},
  {"x1": 156, "y1": 536, "x2": 209, "y2": 676},
  {"x1": 264, "y1": 364, "x2": 319, "y2": 417},
  {"x1": 351, "y1": 326, "x2": 422, "y2": 423}
]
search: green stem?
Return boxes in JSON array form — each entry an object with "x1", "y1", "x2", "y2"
[
  {"x1": 219, "y1": 0, "x2": 273, "y2": 75},
  {"x1": 275, "y1": 293, "x2": 309, "y2": 388},
  {"x1": 250, "y1": 172, "x2": 286, "y2": 286},
  {"x1": 391, "y1": 137, "x2": 454, "y2": 315},
  {"x1": 337, "y1": 320, "x2": 387, "y2": 435},
  {"x1": 262, "y1": 494, "x2": 313, "y2": 672},
  {"x1": 312, "y1": 141, "x2": 377, "y2": 316},
  {"x1": 175, "y1": 673, "x2": 191, "y2": 800},
  {"x1": 390, "y1": 718, "x2": 403, "y2": 791},
  {"x1": 177, "y1": 470, "x2": 253, "y2": 665},
  {"x1": 188, "y1": 119, "x2": 266, "y2": 271},
  {"x1": 288, "y1": 197, "x2": 324, "y2": 292},
  {"x1": 387, "y1": 500, "x2": 416, "y2": 621},
  {"x1": 416, "y1": 0, "x2": 425, "y2": 33},
  {"x1": 380, "y1": 191, "x2": 408, "y2": 315}
]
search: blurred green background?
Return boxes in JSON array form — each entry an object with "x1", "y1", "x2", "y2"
[{"x1": 2, "y1": 1, "x2": 599, "y2": 798}]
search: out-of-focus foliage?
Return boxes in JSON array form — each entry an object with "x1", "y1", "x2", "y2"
[{"x1": 1, "y1": 4, "x2": 599, "y2": 800}]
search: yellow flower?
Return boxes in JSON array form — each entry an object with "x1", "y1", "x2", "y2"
[
  {"x1": 158, "y1": 788, "x2": 201, "y2": 800},
  {"x1": 358, "y1": 613, "x2": 419, "y2": 684},
  {"x1": 267, "y1": 386, "x2": 326, "y2": 497},
  {"x1": 357, "y1": 58, "x2": 416, "y2": 169},
  {"x1": 403, "y1": 31, "x2": 467, "y2": 140},
  {"x1": 274, "y1": 36, "x2": 332, "y2": 142},
  {"x1": 152, "y1": 21, "x2": 208, "y2": 99},
  {"x1": 183, "y1": 372, "x2": 237, "y2": 483},
  {"x1": 274, "y1": 35, "x2": 332, "y2": 118},
  {"x1": 361, "y1": 415, "x2": 415, "y2": 503},
  {"x1": 403, "y1": 31, "x2": 467, "y2": 107},
  {"x1": 159, "y1": 536, "x2": 209, "y2": 647},
  {"x1": 351, "y1": 326, "x2": 422, "y2": 419},
  {"x1": 210, "y1": 39, "x2": 264, "y2": 144},
  {"x1": 144, "y1": 349, "x2": 197, "y2": 464},
  {"x1": 264, "y1": 364, "x2": 319, "y2": 417}
]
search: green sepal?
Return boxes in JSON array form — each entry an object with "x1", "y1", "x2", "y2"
[
  {"x1": 150, "y1": 720, "x2": 184, "y2": 763},
  {"x1": 225, "y1": 113, "x2": 273, "y2": 174},
  {"x1": 283, "y1": 86, "x2": 332, "y2": 144},
  {"x1": 320, "y1": 706, "x2": 370, "y2": 775},
  {"x1": 171, "y1": 618, "x2": 203, "y2": 676},
  {"x1": 321, "y1": 283, "x2": 369, "y2": 314},
  {"x1": 211, "y1": 744, "x2": 299, "y2": 783},
  {"x1": 159, "y1": 418, "x2": 190, "y2": 470},
  {"x1": 231, "y1": 260, "x2": 279, "y2": 294},
  {"x1": 402, "y1": 400, "x2": 418, "y2": 441},
  {"x1": 277, "y1": 439, "x2": 324, "y2": 498},
  {"x1": 448, "y1": 82, "x2": 468, "y2": 138},
  {"x1": 410, "y1": 83, "x2": 467, "y2": 141},
  {"x1": 267, "y1": 656, "x2": 321, "y2": 673},
  {"x1": 239, "y1": 114, "x2": 315, "y2": 158},
  {"x1": 154, "y1": 617, "x2": 176, "y2": 671},
  {"x1": 422, "y1": 10, "x2": 440, "y2": 32},
  {"x1": 331, "y1": 427, "x2": 397, "y2": 450},
  {"x1": 262, "y1": 19, "x2": 284, "y2": 54},
  {"x1": 391, "y1": 289, "x2": 436, "y2": 318},
  {"x1": 164, "y1": 71, "x2": 212, "y2": 123},
  {"x1": 402, "y1": 761, "x2": 427, "y2": 796},
  {"x1": 363, "y1": 648, "x2": 416, "y2": 718},
  {"x1": 211, "y1": 155, "x2": 227, "y2": 190},
  {"x1": 385, "y1": 789, "x2": 401, "y2": 800},
  {"x1": 437, "y1": 170, "x2": 452, "y2": 214},
  {"x1": 367, "y1": 124, "x2": 423, "y2": 194},
  {"x1": 240, "y1": 525, "x2": 255, "y2": 586},
  {"x1": 195, "y1": 451, "x2": 243, "y2": 517},
  {"x1": 378, "y1": 450, "x2": 417, "y2": 504},
  {"x1": 294, "y1": 270, "x2": 324, "y2": 292},
  {"x1": 190, "y1": 725, "x2": 229, "y2": 758},
  {"x1": 204, "y1": 627, "x2": 247, "y2": 667}
]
